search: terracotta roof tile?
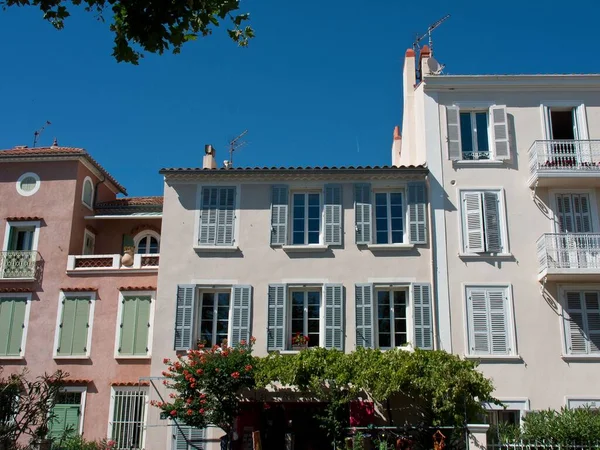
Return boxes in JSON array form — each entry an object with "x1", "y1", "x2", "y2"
[
  {"x1": 62, "y1": 379, "x2": 92, "y2": 385},
  {"x1": 160, "y1": 164, "x2": 426, "y2": 173},
  {"x1": 119, "y1": 286, "x2": 156, "y2": 291},
  {"x1": 111, "y1": 381, "x2": 150, "y2": 386},
  {"x1": 96, "y1": 197, "x2": 163, "y2": 208},
  {"x1": 0, "y1": 146, "x2": 127, "y2": 195},
  {"x1": 6, "y1": 216, "x2": 42, "y2": 221},
  {"x1": 61, "y1": 287, "x2": 98, "y2": 292},
  {"x1": 0, "y1": 287, "x2": 33, "y2": 293}
]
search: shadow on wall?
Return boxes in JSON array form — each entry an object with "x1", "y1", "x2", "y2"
[
  {"x1": 428, "y1": 174, "x2": 456, "y2": 213},
  {"x1": 459, "y1": 255, "x2": 517, "y2": 269},
  {"x1": 505, "y1": 113, "x2": 519, "y2": 171}
]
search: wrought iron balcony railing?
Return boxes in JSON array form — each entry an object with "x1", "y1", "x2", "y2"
[
  {"x1": 0, "y1": 251, "x2": 40, "y2": 280},
  {"x1": 537, "y1": 233, "x2": 600, "y2": 274},
  {"x1": 528, "y1": 140, "x2": 600, "y2": 183}
]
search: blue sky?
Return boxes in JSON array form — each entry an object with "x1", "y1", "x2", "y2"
[{"x1": 1, "y1": 0, "x2": 599, "y2": 196}]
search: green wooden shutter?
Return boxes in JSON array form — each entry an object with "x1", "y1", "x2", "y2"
[
  {"x1": 462, "y1": 192, "x2": 485, "y2": 253},
  {"x1": 49, "y1": 404, "x2": 80, "y2": 438},
  {"x1": 199, "y1": 188, "x2": 218, "y2": 245},
  {"x1": 133, "y1": 296, "x2": 151, "y2": 355},
  {"x1": 57, "y1": 296, "x2": 91, "y2": 356},
  {"x1": 270, "y1": 185, "x2": 289, "y2": 246},
  {"x1": 174, "y1": 425, "x2": 206, "y2": 450},
  {"x1": 230, "y1": 285, "x2": 252, "y2": 346},
  {"x1": 324, "y1": 185, "x2": 343, "y2": 246},
  {"x1": 174, "y1": 285, "x2": 196, "y2": 351},
  {"x1": 413, "y1": 283, "x2": 433, "y2": 350},
  {"x1": 483, "y1": 192, "x2": 502, "y2": 253},
  {"x1": 354, "y1": 184, "x2": 372, "y2": 245},
  {"x1": 324, "y1": 284, "x2": 344, "y2": 350},
  {"x1": 267, "y1": 284, "x2": 286, "y2": 351},
  {"x1": 216, "y1": 187, "x2": 236, "y2": 246},
  {"x1": 355, "y1": 284, "x2": 373, "y2": 348},
  {"x1": 490, "y1": 105, "x2": 510, "y2": 160},
  {"x1": 0, "y1": 298, "x2": 26, "y2": 356},
  {"x1": 408, "y1": 182, "x2": 427, "y2": 244},
  {"x1": 119, "y1": 297, "x2": 137, "y2": 355},
  {"x1": 446, "y1": 105, "x2": 462, "y2": 160}
]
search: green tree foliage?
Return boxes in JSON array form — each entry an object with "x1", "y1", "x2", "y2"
[{"x1": 0, "y1": 0, "x2": 253, "y2": 64}]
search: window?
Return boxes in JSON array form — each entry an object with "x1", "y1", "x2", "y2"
[
  {"x1": 292, "y1": 192, "x2": 321, "y2": 245},
  {"x1": 290, "y1": 289, "x2": 321, "y2": 348},
  {"x1": 446, "y1": 105, "x2": 510, "y2": 162},
  {"x1": 16, "y1": 172, "x2": 40, "y2": 196},
  {"x1": 465, "y1": 286, "x2": 515, "y2": 356},
  {"x1": 134, "y1": 231, "x2": 160, "y2": 254},
  {"x1": 0, "y1": 294, "x2": 31, "y2": 357},
  {"x1": 82, "y1": 230, "x2": 95, "y2": 255},
  {"x1": 82, "y1": 177, "x2": 94, "y2": 209},
  {"x1": 116, "y1": 293, "x2": 153, "y2": 357},
  {"x1": 555, "y1": 193, "x2": 592, "y2": 233},
  {"x1": 567, "y1": 398, "x2": 600, "y2": 409},
  {"x1": 109, "y1": 387, "x2": 148, "y2": 450},
  {"x1": 460, "y1": 190, "x2": 507, "y2": 254},
  {"x1": 3, "y1": 220, "x2": 41, "y2": 279},
  {"x1": 54, "y1": 292, "x2": 95, "y2": 358},
  {"x1": 173, "y1": 426, "x2": 206, "y2": 450},
  {"x1": 198, "y1": 291, "x2": 230, "y2": 347},
  {"x1": 198, "y1": 186, "x2": 236, "y2": 246},
  {"x1": 376, "y1": 289, "x2": 408, "y2": 348},
  {"x1": 374, "y1": 192, "x2": 404, "y2": 244},
  {"x1": 563, "y1": 291, "x2": 600, "y2": 355},
  {"x1": 48, "y1": 389, "x2": 86, "y2": 438}
]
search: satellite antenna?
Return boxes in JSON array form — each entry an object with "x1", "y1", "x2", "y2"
[
  {"x1": 412, "y1": 14, "x2": 450, "y2": 54},
  {"x1": 33, "y1": 120, "x2": 51, "y2": 147},
  {"x1": 427, "y1": 56, "x2": 445, "y2": 75},
  {"x1": 227, "y1": 130, "x2": 248, "y2": 168}
]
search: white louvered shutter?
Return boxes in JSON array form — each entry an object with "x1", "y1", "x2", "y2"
[
  {"x1": 271, "y1": 185, "x2": 289, "y2": 246},
  {"x1": 216, "y1": 187, "x2": 236, "y2": 245},
  {"x1": 556, "y1": 194, "x2": 574, "y2": 232},
  {"x1": 585, "y1": 292, "x2": 600, "y2": 353},
  {"x1": 488, "y1": 289, "x2": 509, "y2": 354},
  {"x1": 565, "y1": 291, "x2": 588, "y2": 354},
  {"x1": 199, "y1": 188, "x2": 218, "y2": 245},
  {"x1": 355, "y1": 284, "x2": 373, "y2": 348},
  {"x1": 483, "y1": 192, "x2": 502, "y2": 253},
  {"x1": 324, "y1": 185, "x2": 343, "y2": 246},
  {"x1": 446, "y1": 106, "x2": 462, "y2": 160},
  {"x1": 354, "y1": 184, "x2": 372, "y2": 245},
  {"x1": 408, "y1": 182, "x2": 427, "y2": 244},
  {"x1": 413, "y1": 283, "x2": 433, "y2": 350},
  {"x1": 490, "y1": 105, "x2": 511, "y2": 160},
  {"x1": 324, "y1": 284, "x2": 344, "y2": 350},
  {"x1": 174, "y1": 425, "x2": 206, "y2": 450},
  {"x1": 462, "y1": 192, "x2": 485, "y2": 253},
  {"x1": 174, "y1": 285, "x2": 196, "y2": 351},
  {"x1": 468, "y1": 289, "x2": 490, "y2": 354},
  {"x1": 267, "y1": 284, "x2": 286, "y2": 351},
  {"x1": 230, "y1": 285, "x2": 252, "y2": 346},
  {"x1": 573, "y1": 194, "x2": 592, "y2": 233}
]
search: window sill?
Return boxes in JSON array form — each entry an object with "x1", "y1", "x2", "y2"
[
  {"x1": 282, "y1": 245, "x2": 329, "y2": 253},
  {"x1": 367, "y1": 243, "x2": 414, "y2": 251},
  {"x1": 459, "y1": 253, "x2": 513, "y2": 259},
  {"x1": 280, "y1": 350, "x2": 301, "y2": 355},
  {"x1": 464, "y1": 355, "x2": 522, "y2": 362},
  {"x1": 561, "y1": 355, "x2": 600, "y2": 362},
  {"x1": 454, "y1": 160, "x2": 506, "y2": 167},
  {"x1": 194, "y1": 246, "x2": 239, "y2": 253},
  {"x1": 115, "y1": 355, "x2": 151, "y2": 360},
  {"x1": 54, "y1": 355, "x2": 91, "y2": 360},
  {"x1": 0, "y1": 355, "x2": 25, "y2": 360}
]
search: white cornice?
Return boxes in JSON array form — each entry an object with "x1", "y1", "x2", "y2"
[{"x1": 423, "y1": 74, "x2": 600, "y2": 92}]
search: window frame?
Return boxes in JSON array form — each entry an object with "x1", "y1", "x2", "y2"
[
  {"x1": 372, "y1": 189, "x2": 406, "y2": 245},
  {"x1": 459, "y1": 110, "x2": 491, "y2": 160},
  {"x1": 82, "y1": 229, "x2": 96, "y2": 255},
  {"x1": 374, "y1": 286, "x2": 411, "y2": 349},
  {"x1": 51, "y1": 386, "x2": 87, "y2": 435},
  {"x1": 540, "y1": 102, "x2": 589, "y2": 141},
  {"x1": 114, "y1": 290, "x2": 155, "y2": 359},
  {"x1": 2, "y1": 220, "x2": 41, "y2": 253},
  {"x1": 53, "y1": 291, "x2": 96, "y2": 360},
  {"x1": 16, "y1": 172, "x2": 41, "y2": 197},
  {"x1": 196, "y1": 288, "x2": 232, "y2": 347},
  {"x1": 565, "y1": 397, "x2": 600, "y2": 409},
  {"x1": 107, "y1": 386, "x2": 149, "y2": 450},
  {"x1": 290, "y1": 190, "x2": 323, "y2": 246},
  {"x1": 133, "y1": 230, "x2": 160, "y2": 255},
  {"x1": 548, "y1": 189, "x2": 599, "y2": 234},
  {"x1": 0, "y1": 292, "x2": 32, "y2": 359},
  {"x1": 81, "y1": 176, "x2": 94, "y2": 210},
  {"x1": 194, "y1": 184, "x2": 240, "y2": 249},
  {"x1": 287, "y1": 287, "x2": 322, "y2": 349},
  {"x1": 560, "y1": 286, "x2": 600, "y2": 357}
]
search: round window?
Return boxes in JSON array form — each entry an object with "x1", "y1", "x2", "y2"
[{"x1": 16, "y1": 172, "x2": 41, "y2": 196}]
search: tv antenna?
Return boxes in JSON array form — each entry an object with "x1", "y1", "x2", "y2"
[
  {"x1": 33, "y1": 120, "x2": 52, "y2": 147},
  {"x1": 413, "y1": 14, "x2": 450, "y2": 55},
  {"x1": 227, "y1": 130, "x2": 248, "y2": 168}
]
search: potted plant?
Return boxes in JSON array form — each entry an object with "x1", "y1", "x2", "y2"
[{"x1": 291, "y1": 332, "x2": 309, "y2": 351}]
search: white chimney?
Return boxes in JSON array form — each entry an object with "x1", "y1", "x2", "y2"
[
  {"x1": 419, "y1": 45, "x2": 432, "y2": 78},
  {"x1": 203, "y1": 145, "x2": 217, "y2": 169}
]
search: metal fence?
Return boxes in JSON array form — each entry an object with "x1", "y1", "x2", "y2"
[
  {"x1": 489, "y1": 443, "x2": 600, "y2": 450},
  {"x1": 537, "y1": 233, "x2": 600, "y2": 273},
  {"x1": 528, "y1": 140, "x2": 600, "y2": 178},
  {"x1": 0, "y1": 250, "x2": 39, "y2": 279}
]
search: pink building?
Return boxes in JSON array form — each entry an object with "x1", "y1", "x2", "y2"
[{"x1": 0, "y1": 145, "x2": 161, "y2": 448}]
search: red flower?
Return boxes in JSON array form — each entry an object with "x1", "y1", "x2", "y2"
[
  {"x1": 163, "y1": 358, "x2": 170, "y2": 364},
  {"x1": 169, "y1": 393, "x2": 176, "y2": 398},
  {"x1": 245, "y1": 365, "x2": 252, "y2": 372},
  {"x1": 215, "y1": 368, "x2": 220, "y2": 373},
  {"x1": 250, "y1": 336, "x2": 256, "y2": 343},
  {"x1": 199, "y1": 408, "x2": 205, "y2": 414},
  {"x1": 170, "y1": 410, "x2": 177, "y2": 417},
  {"x1": 191, "y1": 383, "x2": 196, "y2": 388},
  {"x1": 263, "y1": 403, "x2": 271, "y2": 410},
  {"x1": 186, "y1": 398, "x2": 192, "y2": 404},
  {"x1": 200, "y1": 393, "x2": 207, "y2": 399},
  {"x1": 187, "y1": 409, "x2": 193, "y2": 416},
  {"x1": 196, "y1": 369, "x2": 203, "y2": 375},
  {"x1": 240, "y1": 339, "x2": 247, "y2": 346},
  {"x1": 231, "y1": 371, "x2": 240, "y2": 379}
]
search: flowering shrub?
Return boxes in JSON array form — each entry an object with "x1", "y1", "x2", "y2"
[
  {"x1": 291, "y1": 332, "x2": 309, "y2": 346},
  {"x1": 152, "y1": 338, "x2": 256, "y2": 435}
]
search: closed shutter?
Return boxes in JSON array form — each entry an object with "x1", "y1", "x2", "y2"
[
  {"x1": 586, "y1": 293, "x2": 600, "y2": 353},
  {"x1": 408, "y1": 182, "x2": 427, "y2": 244},
  {"x1": 354, "y1": 184, "x2": 372, "y2": 245},
  {"x1": 483, "y1": 192, "x2": 502, "y2": 253},
  {"x1": 133, "y1": 296, "x2": 151, "y2": 355},
  {"x1": 446, "y1": 106, "x2": 462, "y2": 160},
  {"x1": 565, "y1": 291, "x2": 600, "y2": 355},
  {"x1": 230, "y1": 285, "x2": 252, "y2": 346},
  {"x1": 267, "y1": 284, "x2": 286, "y2": 351},
  {"x1": 488, "y1": 289, "x2": 509, "y2": 354},
  {"x1": 324, "y1": 284, "x2": 344, "y2": 350},
  {"x1": 49, "y1": 404, "x2": 80, "y2": 438},
  {"x1": 119, "y1": 296, "x2": 144, "y2": 355},
  {"x1": 199, "y1": 188, "x2": 218, "y2": 245},
  {"x1": 462, "y1": 192, "x2": 485, "y2": 253},
  {"x1": 490, "y1": 105, "x2": 510, "y2": 160},
  {"x1": 0, "y1": 298, "x2": 26, "y2": 356},
  {"x1": 174, "y1": 425, "x2": 206, "y2": 450},
  {"x1": 324, "y1": 184, "x2": 343, "y2": 246},
  {"x1": 468, "y1": 289, "x2": 490, "y2": 354},
  {"x1": 58, "y1": 296, "x2": 91, "y2": 356},
  {"x1": 174, "y1": 285, "x2": 196, "y2": 351},
  {"x1": 270, "y1": 185, "x2": 289, "y2": 245},
  {"x1": 355, "y1": 284, "x2": 373, "y2": 348},
  {"x1": 573, "y1": 194, "x2": 592, "y2": 233},
  {"x1": 215, "y1": 187, "x2": 236, "y2": 245},
  {"x1": 467, "y1": 288, "x2": 510, "y2": 355},
  {"x1": 412, "y1": 283, "x2": 433, "y2": 350}
]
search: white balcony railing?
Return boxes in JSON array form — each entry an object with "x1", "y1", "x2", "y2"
[
  {"x1": 67, "y1": 253, "x2": 159, "y2": 273},
  {"x1": 0, "y1": 251, "x2": 40, "y2": 280},
  {"x1": 528, "y1": 140, "x2": 600, "y2": 183},
  {"x1": 537, "y1": 233, "x2": 600, "y2": 274}
]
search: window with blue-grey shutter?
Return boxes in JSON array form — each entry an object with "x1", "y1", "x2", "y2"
[
  {"x1": 324, "y1": 185, "x2": 342, "y2": 246},
  {"x1": 412, "y1": 283, "x2": 433, "y2": 349},
  {"x1": 230, "y1": 285, "x2": 252, "y2": 346},
  {"x1": 174, "y1": 285, "x2": 196, "y2": 351},
  {"x1": 173, "y1": 425, "x2": 206, "y2": 450},
  {"x1": 354, "y1": 184, "x2": 372, "y2": 245},
  {"x1": 564, "y1": 291, "x2": 600, "y2": 355},
  {"x1": 267, "y1": 285, "x2": 286, "y2": 351},
  {"x1": 466, "y1": 286, "x2": 512, "y2": 355},
  {"x1": 408, "y1": 182, "x2": 427, "y2": 244},
  {"x1": 446, "y1": 105, "x2": 462, "y2": 160},
  {"x1": 270, "y1": 185, "x2": 289, "y2": 246},
  {"x1": 461, "y1": 191, "x2": 505, "y2": 254},
  {"x1": 490, "y1": 105, "x2": 510, "y2": 160},
  {"x1": 324, "y1": 284, "x2": 344, "y2": 350},
  {"x1": 355, "y1": 284, "x2": 373, "y2": 348},
  {"x1": 199, "y1": 187, "x2": 236, "y2": 246}
]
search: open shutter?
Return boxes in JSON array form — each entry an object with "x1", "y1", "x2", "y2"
[
  {"x1": 354, "y1": 184, "x2": 372, "y2": 245},
  {"x1": 231, "y1": 285, "x2": 252, "y2": 346},
  {"x1": 72, "y1": 297, "x2": 91, "y2": 355},
  {"x1": 490, "y1": 105, "x2": 510, "y2": 160},
  {"x1": 0, "y1": 298, "x2": 26, "y2": 356},
  {"x1": 324, "y1": 185, "x2": 343, "y2": 246},
  {"x1": 271, "y1": 185, "x2": 289, "y2": 245},
  {"x1": 355, "y1": 284, "x2": 373, "y2": 348},
  {"x1": 216, "y1": 187, "x2": 235, "y2": 245},
  {"x1": 468, "y1": 289, "x2": 490, "y2": 354},
  {"x1": 413, "y1": 283, "x2": 433, "y2": 350},
  {"x1": 408, "y1": 182, "x2": 427, "y2": 244},
  {"x1": 57, "y1": 298, "x2": 77, "y2": 356},
  {"x1": 488, "y1": 289, "x2": 509, "y2": 354},
  {"x1": 446, "y1": 106, "x2": 462, "y2": 160},
  {"x1": 174, "y1": 285, "x2": 196, "y2": 351},
  {"x1": 324, "y1": 284, "x2": 344, "y2": 350},
  {"x1": 119, "y1": 297, "x2": 137, "y2": 355},
  {"x1": 585, "y1": 292, "x2": 600, "y2": 353},
  {"x1": 565, "y1": 292, "x2": 587, "y2": 354},
  {"x1": 483, "y1": 192, "x2": 502, "y2": 253},
  {"x1": 174, "y1": 425, "x2": 206, "y2": 450},
  {"x1": 462, "y1": 192, "x2": 485, "y2": 253},
  {"x1": 133, "y1": 296, "x2": 151, "y2": 355},
  {"x1": 199, "y1": 188, "x2": 218, "y2": 245},
  {"x1": 267, "y1": 284, "x2": 286, "y2": 351}
]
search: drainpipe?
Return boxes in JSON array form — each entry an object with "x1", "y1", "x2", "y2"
[{"x1": 92, "y1": 173, "x2": 106, "y2": 209}]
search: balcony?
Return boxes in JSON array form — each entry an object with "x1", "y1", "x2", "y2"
[
  {"x1": 66, "y1": 253, "x2": 159, "y2": 274},
  {"x1": 528, "y1": 140, "x2": 600, "y2": 188},
  {"x1": 537, "y1": 233, "x2": 600, "y2": 281},
  {"x1": 0, "y1": 251, "x2": 41, "y2": 281}
]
